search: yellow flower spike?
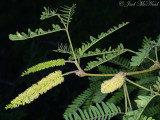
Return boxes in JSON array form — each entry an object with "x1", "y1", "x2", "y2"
[
  {"x1": 5, "y1": 70, "x2": 64, "y2": 109},
  {"x1": 101, "y1": 72, "x2": 126, "y2": 94},
  {"x1": 21, "y1": 59, "x2": 65, "y2": 76}
]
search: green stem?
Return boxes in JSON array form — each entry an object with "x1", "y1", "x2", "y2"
[
  {"x1": 147, "y1": 57, "x2": 155, "y2": 63},
  {"x1": 62, "y1": 70, "x2": 77, "y2": 76},
  {"x1": 83, "y1": 65, "x2": 159, "y2": 77},
  {"x1": 126, "y1": 49, "x2": 136, "y2": 54},
  {"x1": 124, "y1": 82, "x2": 132, "y2": 110},
  {"x1": 126, "y1": 65, "x2": 159, "y2": 75},
  {"x1": 65, "y1": 29, "x2": 81, "y2": 70},
  {"x1": 57, "y1": 14, "x2": 81, "y2": 70},
  {"x1": 83, "y1": 73, "x2": 115, "y2": 77},
  {"x1": 57, "y1": 14, "x2": 67, "y2": 28},
  {"x1": 65, "y1": 60, "x2": 75, "y2": 63},
  {"x1": 155, "y1": 46, "x2": 159, "y2": 62},
  {"x1": 123, "y1": 83, "x2": 128, "y2": 113},
  {"x1": 78, "y1": 56, "x2": 80, "y2": 66},
  {"x1": 125, "y1": 78, "x2": 151, "y2": 92}
]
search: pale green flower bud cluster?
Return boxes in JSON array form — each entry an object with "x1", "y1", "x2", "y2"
[
  {"x1": 101, "y1": 72, "x2": 125, "y2": 94},
  {"x1": 21, "y1": 59, "x2": 65, "y2": 76},
  {"x1": 5, "y1": 70, "x2": 64, "y2": 109}
]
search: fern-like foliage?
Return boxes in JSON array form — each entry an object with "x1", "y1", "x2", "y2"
[
  {"x1": 64, "y1": 102, "x2": 122, "y2": 120},
  {"x1": 21, "y1": 59, "x2": 65, "y2": 76},
  {"x1": 143, "y1": 105, "x2": 160, "y2": 118},
  {"x1": 77, "y1": 22, "x2": 129, "y2": 57},
  {"x1": 40, "y1": 7, "x2": 57, "y2": 20},
  {"x1": 85, "y1": 43, "x2": 127, "y2": 71},
  {"x1": 107, "y1": 86, "x2": 134, "y2": 104},
  {"x1": 88, "y1": 76, "x2": 107, "y2": 82},
  {"x1": 153, "y1": 76, "x2": 160, "y2": 92},
  {"x1": 81, "y1": 82, "x2": 106, "y2": 110},
  {"x1": 150, "y1": 34, "x2": 160, "y2": 47},
  {"x1": 81, "y1": 96, "x2": 93, "y2": 110},
  {"x1": 125, "y1": 95, "x2": 160, "y2": 120},
  {"x1": 139, "y1": 116, "x2": 155, "y2": 120},
  {"x1": 137, "y1": 89, "x2": 150, "y2": 96},
  {"x1": 63, "y1": 87, "x2": 93, "y2": 116},
  {"x1": 130, "y1": 36, "x2": 154, "y2": 66},
  {"x1": 64, "y1": 81, "x2": 104, "y2": 116},
  {"x1": 59, "y1": 4, "x2": 76, "y2": 26},
  {"x1": 135, "y1": 76, "x2": 157, "y2": 85},
  {"x1": 135, "y1": 95, "x2": 151, "y2": 108},
  {"x1": 53, "y1": 43, "x2": 72, "y2": 55},
  {"x1": 111, "y1": 56, "x2": 137, "y2": 71},
  {"x1": 98, "y1": 65, "x2": 120, "y2": 74},
  {"x1": 9, "y1": 24, "x2": 64, "y2": 41},
  {"x1": 83, "y1": 81, "x2": 107, "y2": 110},
  {"x1": 92, "y1": 90, "x2": 107, "y2": 103},
  {"x1": 123, "y1": 111, "x2": 156, "y2": 120},
  {"x1": 77, "y1": 48, "x2": 111, "y2": 59},
  {"x1": 69, "y1": 47, "x2": 127, "y2": 60},
  {"x1": 9, "y1": 4, "x2": 76, "y2": 41}
]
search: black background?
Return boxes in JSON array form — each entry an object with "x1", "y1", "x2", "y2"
[{"x1": 0, "y1": 0, "x2": 160, "y2": 120}]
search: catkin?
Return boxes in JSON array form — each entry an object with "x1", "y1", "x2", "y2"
[
  {"x1": 5, "y1": 71, "x2": 64, "y2": 109},
  {"x1": 21, "y1": 59, "x2": 65, "y2": 76},
  {"x1": 101, "y1": 72, "x2": 125, "y2": 94}
]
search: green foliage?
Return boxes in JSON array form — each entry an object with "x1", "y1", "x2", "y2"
[
  {"x1": 53, "y1": 43, "x2": 72, "y2": 55},
  {"x1": 59, "y1": 4, "x2": 76, "y2": 26},
  {"x1": 143, "y1": 105, "x2": 160, "y2": 118},
  {"x1": 123, "y1": 95, "x2": 160, "y2": 120},
  {"x1": 85, "y1": 43, "x2": 127, "y2": 71},
  {"x1": 135, "y1": 95, "x2": 151, "y2": 108},
  {"x1": 98, "y1": 65, "x2": 119, "y2": 74},
  {"x1": 79, "y1": 48, "x2": 111, "y2": 59},
  {"x1": 21, "y1": 59, "x2": 65, "y2": 76},
  {"x1": 64, "y1": 102, "x2": 122, "y2": 120},
  {"x1": 107, "y1": 86, "x2": 134, "y2": 104},
  {"x1": 136, "y1": 76, "x2": 157, "y2": 85},
  {"x1": 111, "y1": 56, "x2": 137, "y2": 71},
  {"x1": 40, "y1": 7, "x2": 57, "y2": 20},
  {"x1": 139, "y1": 116, "x2": 155, "y2": 120},
  {"x1": 7, "y1": 3, "x2": 160, "y2": 120},
  {"x1": 77, "y1": 22, "x2": 129, "y2": 57},
  {"x1": 130, "y1": 36, "x2": 154, "y2": 66},
  {"x1": 92, "y1": 90, "x2": 107, "y2": 103},
  {"x1": 63, "y1": 87, "x2": 93, "y2": 116},
  {"x1": 123, "y1": 111, "x2": 156, "y2": 120},
  {"x1": 150, "y1": 35, "x2": 160, "y2": 47},
  {"x1": 9, "y1": 24, "x2": 63, "y2": 41},
  {"x1": 63, "y1": 82, "x2": 104, "y2": 116},
  {"x1": 9, "y1": 4, "x2": 76, "y2": 41},
  {"x1": 153, "y1": 76, "x2": 160, "y2": 92}
]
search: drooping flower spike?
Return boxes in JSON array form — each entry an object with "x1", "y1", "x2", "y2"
[
  {"x1": 21, "y1": 59, "x2": 65, "y2": 76},
  {"x1": 5, "y1": 71, "x2": 64, "y2": 109}
]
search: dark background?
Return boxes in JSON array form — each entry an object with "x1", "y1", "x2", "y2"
[{"x1": 0, "y1": 0, "x2": 160, "y2": 120}]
